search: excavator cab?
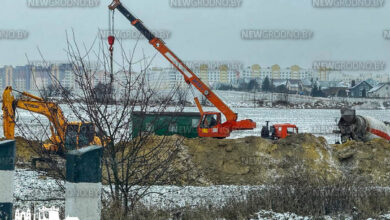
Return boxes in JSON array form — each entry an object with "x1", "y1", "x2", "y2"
[
  {"x1": 64, "y1": 122, "x2": 97, "y2": 151},
  {"x1": 198, "y1": 112, "x2": 230, "y2": 138}
]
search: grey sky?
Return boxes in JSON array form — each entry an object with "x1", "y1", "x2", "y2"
[{"x1": 1, "y1": 0, "x2": 390, "y2": 72}]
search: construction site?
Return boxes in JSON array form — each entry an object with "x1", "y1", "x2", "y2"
[{"x1": 2, "y1": 0, "x2": 390, "y2": 219}]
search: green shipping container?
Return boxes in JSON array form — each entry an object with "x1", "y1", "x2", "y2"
[{"x1": 131, "y1": 111, "x2": 201, "y2": 138}]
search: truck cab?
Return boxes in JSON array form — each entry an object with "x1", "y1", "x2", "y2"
[
  {"x1": 273, "y1": 124, "x2": 298, "y2": 139},
  {"x1": 261, "y1": 121, "x2": 298, "y2": 139}
]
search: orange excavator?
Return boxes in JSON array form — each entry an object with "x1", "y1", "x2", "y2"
[
  {"x1": 2, "y1": 86, "x2": 101, "y2": 153},
  {"x1": 108, "y1": 0, "x2": 256, "y2": 138}
]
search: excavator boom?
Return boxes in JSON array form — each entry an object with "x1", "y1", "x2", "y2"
[
  {"x1": 2, "y1": 86, "x2": 67, "y2": 143},
  {"x1": 108, "y1": 0, "x2": 256, "y2": 132}
]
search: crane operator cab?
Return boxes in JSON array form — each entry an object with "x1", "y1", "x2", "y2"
[
  {"x1": 198, "y1": 112, "x2": 230, "y2": 138},
  {"x1": 64, "y1": 122, "x2": 98, "y2": 151}
]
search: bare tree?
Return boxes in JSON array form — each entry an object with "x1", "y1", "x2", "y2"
[{"x1": 8, "y1": 32, "x2": 188, "y2": 217}]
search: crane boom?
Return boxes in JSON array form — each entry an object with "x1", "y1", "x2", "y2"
[
  {"x1": 108, "y1": 0, "x2": 256, "y2": 136},
  {"x1": 109, "y1": 0, "x2": 238, "y2": 122}
]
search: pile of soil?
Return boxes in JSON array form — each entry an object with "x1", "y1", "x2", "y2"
[
  {"x1": 10, "y1": 134, "x2": 390, "y2": 186},
  {"x1": 182, "y1": 134, "x2": 341, "y2": 185},
  {"x1": 179, "y1": 134, "x2": 390, "y2": 186},
  {"x1": 333, "y1": 138, "x2": 390, "y2": 185}
]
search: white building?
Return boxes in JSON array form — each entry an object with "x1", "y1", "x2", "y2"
[{"x1": 368, "y1": 83, "x2": 390, "y2": 98}]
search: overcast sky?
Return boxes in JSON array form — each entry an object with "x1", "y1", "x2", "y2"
[{"x1": 1, "y1": 0, "x2": 390, "y2": 72}]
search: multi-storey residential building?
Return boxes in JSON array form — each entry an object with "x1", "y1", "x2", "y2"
[
  {"x1": 0, "y1": 66, "x2": 14, "y2": 90},
  {"x1": 219, "y1": 65, "x2": 229, "y2": 84},
  {"x1": 146, "y1": 67, "x2": 184, "y2": 90},
  {"x1": 13, "y1": 66, "x2": 32, "y2": 91},
  {"x1": 271, "y1": 64, "x2": 281, "y2": 79},
  {"x1": 199, "y1": 64, "x2": 209, "y2": 85},
  {"x1": 251, "y1": 64, "x2": 261, "y2": 78},
  {"x1": 58, "y1": 64, "x2": 76, "y2": 90},
  {"x1": 290, "y1": 65, "x2": 300, "y2": 80},
  {"x1": 30, "y1": 65, "x2": 55, "y2": 92},
  {"x1": 256, "y1": 65, "x2": 313, "y2": 81}
]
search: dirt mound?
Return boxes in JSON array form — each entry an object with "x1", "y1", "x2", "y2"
[
  {"x1": 183, "y1": 134, "x2": 341, "y2": 185},
  {"x1": 10, "y1": 134, "x2": 390, "y2": 186},
  {"x1": 332, "y1": 138, "x2": 390, "y2": 185},
  {"x1": 180, "y1": 134, "x2": 390, "y2": 186}
]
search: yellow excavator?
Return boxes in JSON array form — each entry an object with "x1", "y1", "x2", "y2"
[{"x1": 2, "y1": 86, "x2": 101, "y2": 153}]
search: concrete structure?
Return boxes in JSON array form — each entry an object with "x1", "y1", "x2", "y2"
[
  {"x1": 0, "y1": 140, "x2": 15, "y2": 220},
  {"x1": 65, "y1": 145, "x2": 103, "y2": 220}
]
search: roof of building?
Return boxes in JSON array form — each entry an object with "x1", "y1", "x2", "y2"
[
  {"x1": 365, "y1": 78, "x2": 379, "y2": 87},
  {"x1": 272, "y1": 79, "x2": 287, "y2": 87},
  {"x1": 350, "y1": 81, "x2": 373, "y2": 90},
  {"x1": 288, "y1": 79, "x2": 302, "y2": 84},
  {"x1": 368, "y1": 83, "x2": 390, "y2": 93},
  {"x1": 301, "y1": 79, "x2": 312, "y2": 86}
]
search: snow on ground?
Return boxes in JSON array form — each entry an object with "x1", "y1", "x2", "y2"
[
  {"x1": 13, "y1": 169, "x2": 264, "y2": 210},
  {"x1": 6, "y1": 104, "x2": 390, "y2": 144},
  {"x1": 14, "y1": 169, "x2": 64, "y2": 208},
  {"x1": 137, "y1": 185, "x2": 264, "y2": 209},
  {"x1": 13, "y1": 170, "x2": 390, "y2": 219},
  {"x1": 251, "y1": 210, "x2": 313, "y2": 220}
]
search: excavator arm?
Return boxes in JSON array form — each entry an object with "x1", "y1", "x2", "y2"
[
  {"x1": 108, "y1": 0, "x2": 256, "y2": 130},
  {"x1": 2, "y1": 86, "x2": 67, "y2": 144}
]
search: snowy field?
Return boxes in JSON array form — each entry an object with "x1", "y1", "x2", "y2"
[
  {"x1": 14, "y1": 169, "x2": 265, "y2": 209},
  {"x1": 13, "y1": 169, "x2": 390, "y2": 219},
  {"x1": 3, "y1": 104, "x2": 390, "y2": 144}
]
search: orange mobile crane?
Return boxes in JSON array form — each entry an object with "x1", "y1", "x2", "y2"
[{"x1": 108, "y1": 0, "x2": 256, "y2": 138}]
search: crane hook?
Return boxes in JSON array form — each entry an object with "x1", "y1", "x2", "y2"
[{"x1": 108, "y1": 35, "x2": 115, "y2": 53}]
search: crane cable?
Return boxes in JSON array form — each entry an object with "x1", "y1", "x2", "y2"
[{"x1": 108, "y1": 9, "x2": 116, "y2": 82}]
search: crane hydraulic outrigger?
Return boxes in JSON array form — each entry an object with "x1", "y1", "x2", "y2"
[{"x1": 108, "y1": 0, "x2": 256, "y2": 138}]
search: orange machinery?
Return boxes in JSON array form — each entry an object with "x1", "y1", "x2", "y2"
[
  {"x1": 108, "y1": 0, "x2": 255, "y2": 138},
  {"x1": 261, "y1": 121, "x2": 299, "y2": 139}
]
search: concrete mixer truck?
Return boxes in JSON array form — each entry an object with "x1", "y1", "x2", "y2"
[{"x1": 337, "y1": 108, "x2": 390, "y2": 143}]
